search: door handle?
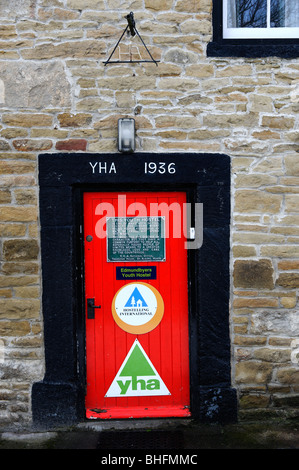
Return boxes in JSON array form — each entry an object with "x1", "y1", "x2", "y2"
[{"x1": 87, "y1": 298, "x2": 101, "y2": 319}]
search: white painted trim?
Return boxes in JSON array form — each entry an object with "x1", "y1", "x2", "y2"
[{"x1": 223, "y1": 0, "x2": 299, "y2": 39}]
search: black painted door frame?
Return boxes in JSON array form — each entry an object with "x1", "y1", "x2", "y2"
[{"x1": 32, "y1": 153, "x2": 237, "y2": 425}]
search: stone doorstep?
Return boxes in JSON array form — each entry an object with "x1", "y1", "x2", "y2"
[
  {"x1": 0, "y1": 418, "x2": 189, "y2": 441},
  {"x1": 77, "y1": 418, "x2": 191, "y2": 432},
  {"x1": 2, "y1": 418, "x2": 299, "y2": 449},
  {"x1": 1, "y1": 431, "x2": 58, "y2": 443}
]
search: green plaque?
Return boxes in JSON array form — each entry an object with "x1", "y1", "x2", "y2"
[{"x1": 107, "y1": 216, "x2": 165, "y2": 262}]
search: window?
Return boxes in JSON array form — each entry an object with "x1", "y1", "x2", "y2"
[
  {"x1": 224, "y1": 0, "x2": 299, "y2": 38},
  {"x1": 207, "y1": 0, "x2": 299, "y2": 57}
]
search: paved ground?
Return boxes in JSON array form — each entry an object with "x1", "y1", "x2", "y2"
[{"x1": 1, "y1": 417, "x2": 299, "y2": 450}]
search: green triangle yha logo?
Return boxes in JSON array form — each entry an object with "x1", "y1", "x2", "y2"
[{"x1": 105, "y1": 339, "x2": 171, "y2": 397}]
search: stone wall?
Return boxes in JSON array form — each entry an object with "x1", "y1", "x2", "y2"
[{"x1": 0, "y1": 0, "x2": 298, "y2": 425}]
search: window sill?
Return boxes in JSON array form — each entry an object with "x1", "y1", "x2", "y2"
[{"x1": 207, "y1": 41, "x2": 299, "y2": 58}]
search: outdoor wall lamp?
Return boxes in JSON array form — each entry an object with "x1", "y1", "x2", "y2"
[{"x1": 118, "y1": 118, "x2": 135, "y2": 153}]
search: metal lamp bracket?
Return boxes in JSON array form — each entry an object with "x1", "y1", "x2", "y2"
[{"x1": 103, "y1": 12, "x2": 159, "y2": 66}]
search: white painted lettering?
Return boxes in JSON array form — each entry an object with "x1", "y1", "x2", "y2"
[
  {"x1": 145, "y1": 162, "x2": 176, "y2": 175},
  {"x1": 109, "y1": 162, "x2": 117, "y2": 173},
  {"x1": 99, "y1": 162, "x2": 107, "y2": 173},
  {"x1": 89, "y1": 161, "x2": 97, "y2": 174},
  {"x1": 90, "y1": 162, "x2": 117, "y2": 174}
]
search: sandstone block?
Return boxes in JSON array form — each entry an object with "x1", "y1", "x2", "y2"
[
  {"x1": 0, "y1": 299, "x2": 40, "y2": 319},
  {"x1": 67, "y1": 0, "x2": 105, "y2": 8},
  {"x1": 0, "y1": 275, "x2": 38, "y2": 289},
  {"x1": 235, "y1": 174, "x2": 277, "y2": 188},
  {"x1": 115, "y1": 92, "x2": 135, "y2": 108},
  {"x1": 181, "y1": 19, "x2": 211, "y2": 35},
  {"x1": 278, "y1": 261, "x2": 299, "y2": 270},
  {"x1": 235, "y1": 190, "x2": 282, "y2": 214},
  {"x1": 233, "y1": 245, "x2": 256, "y2": 257},
  {"x1": 252, "y1": 130, "x2": 280, "y2": 140},
  {"x1": 250, "y1": 94, "x2": 273, "y2": 112},
  {"x1": 285, "y1": 155, "x2": 299, "y2": 175},
  {"x1": 175, "y1": 0, "x2": 211, "y2": 13},
  {"x1": 3, "y1": 114, "x2": 52, "y2": 127},
  {"x1": 239, "y1": 394, "x2": 270, "y2": 409},
  {"x1": 155, "y1": 115, "x2": 199, "y2": 128},
  {"x1": 0, "y1": 189, "x2": 10, "y2": 204},
  {"x1": 13, "y1": 139, "x2": 53, "y2": 152},
  {"x1": 94, "y1": 115, "x2": 120, "y2": 129},
  {"x1": 0, "y1": 224, "x2": 26, "y2": 237},
  {"x1": 58, "y1": 113, "x2": 92, "y2": 128},
  {"x1": 276, "y1": 273, "x2": 299, "y2": 288},
  {"x1": 55, "y1": 139, "x2": 87, "y2": 151},
  {"x1": 0, "y1": 0, "x2": 35, "y2": 19},
  {"x1": 14, "y1": 286, "x2": 39, "y2": 298},
  {"x1": 1, "y1": 262, "x2": 38, "y2": 275},
  {"x1": 218, "y1": 65, "x2": 253, "y2": 77},
  {"x1": 276, "y1": 368, "x2": 299, "y2": 385},
  {"x1": 189, "y1": 129, "x2": 230, "y2": 139},
  {"x1": 0, "y1": 321, "x2": 30, "y2": 336},
  {"x1": 251, "y1": 310, "x2": 299, "y2": 336},
  {"x1": 158, "y1": 77, "x2": 198, "y2": 90},
  {"x1": 235, "y1": 361, "x2": 272, "y2": 384},
  {"x1": 88, "y1": 140, "x2": 116, "y2": 152},
  {"x1": 0, "y1": 288, "x2": 12, "y2": 298},
  {"x1": 280, "y1": 297, "x2": 297, "y2": 308},
  {"x1": 233, "y1": 298, "x2": 278, "y2": 308},
  {"x1": 164, "y1": 48, "x2": 198, "y2": 64},
  {"x1": 21, "y1": 40, "x2": 106, "y2": 60},
  {"x1": 76, "y1": 97, "x2": 111, "y2": 111},
  {"x1": 285, "y1": 195, "x2": 299, "y2": 212},
  {"x1": 234, "y1": 259, "x2": 274, "y2": 289},
  {"x1": 14, "y1": 189, "x2": 37, "y2": 205},
  {"x1": 3, "y1": 240, "x2": 39, "y2": 261},
  {"x1": 261, "y1": 246, "x2": 299, "y2": 257},
  {"x1": 254, "y1": 348, "x2": 290, "y2": 363},
  {"x1": 0, "y1": 207, "x2": 37, "y2": 222},
  {"x1": 203, "y1": 112, "x2": 258, "y2": 128},
  {"x1": 52, "y1": 8, "x2": 80, "y2": 20},
  {"x1": 262, "y1": 115, "x2": 295, "y2": 129},
  {"x1": 99, "y1": 76, "x2": 156, "y2": 91},
  {"x1": 185, "y1": 64, "x2": 214, "y2": 77},
  {"x1": 1, "y1": 129, "x2": 28, "y2": 139},
  {"x1": 0, "y1": 25, "x2": 17, "y2": 38},
  {"x1": 0, "y1": 140, "x2": 10, "y2": 151},
  {"x1": 272, "y1": 394, "x2": 299, "y2": 408},
  {"x1": 0, "y1": 62, "x2": 71, "y2": 109},
  {"x1": 234, "y1": 335, "x2": 267, "y2": 346},
  {"x1": 0, "y1": 161, "x2": 36, "y2": 175},
  {"x1": 145, "y1": 0, "x2": 173, "y2": 10}
]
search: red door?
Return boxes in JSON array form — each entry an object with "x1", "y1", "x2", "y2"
[{"x1": 83, "y1": 191, "x2": 190, "y2": 419}]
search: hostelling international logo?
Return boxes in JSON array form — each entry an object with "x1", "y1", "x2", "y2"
[
  {"x1": 111, "y1": 282, "x2": 164, "y2": 335},
  {"x1": 105, "y1": 339, "x2": 170, "y2": 398}
]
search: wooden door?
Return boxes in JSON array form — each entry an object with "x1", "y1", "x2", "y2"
[{"x1": 84, "y1": 191, "x2": 190, "y2": 419}]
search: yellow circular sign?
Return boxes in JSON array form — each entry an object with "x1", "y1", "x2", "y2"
[{"x1": 111, "y1": 282, "x2": 164, "y2": 334}]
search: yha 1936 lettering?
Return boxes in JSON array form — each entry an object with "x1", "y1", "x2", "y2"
[{"x1": 89, "y1": 161, "x2": 177, "y2": 175}]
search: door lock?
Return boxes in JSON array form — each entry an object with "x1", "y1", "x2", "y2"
[{"x1": 87, "y1": 298, "x2": 101, "y2": 319}]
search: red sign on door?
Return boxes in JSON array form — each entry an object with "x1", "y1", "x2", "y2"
[{"x1": 84, "y1": 192, "x2": 190, "y2": 419}]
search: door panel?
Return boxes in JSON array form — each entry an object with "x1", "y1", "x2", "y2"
[{"x1": 84, "y1": 191, "x2": 190, "y2": 419}]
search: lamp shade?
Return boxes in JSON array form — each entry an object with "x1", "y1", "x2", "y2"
[{"x1": 118, "y1": 118, "x2": 135, "y2": 153}]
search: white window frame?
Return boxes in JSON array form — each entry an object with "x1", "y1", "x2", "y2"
[{"x1": 223, "y1": 0, "x2": 299, "y2": 39}]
